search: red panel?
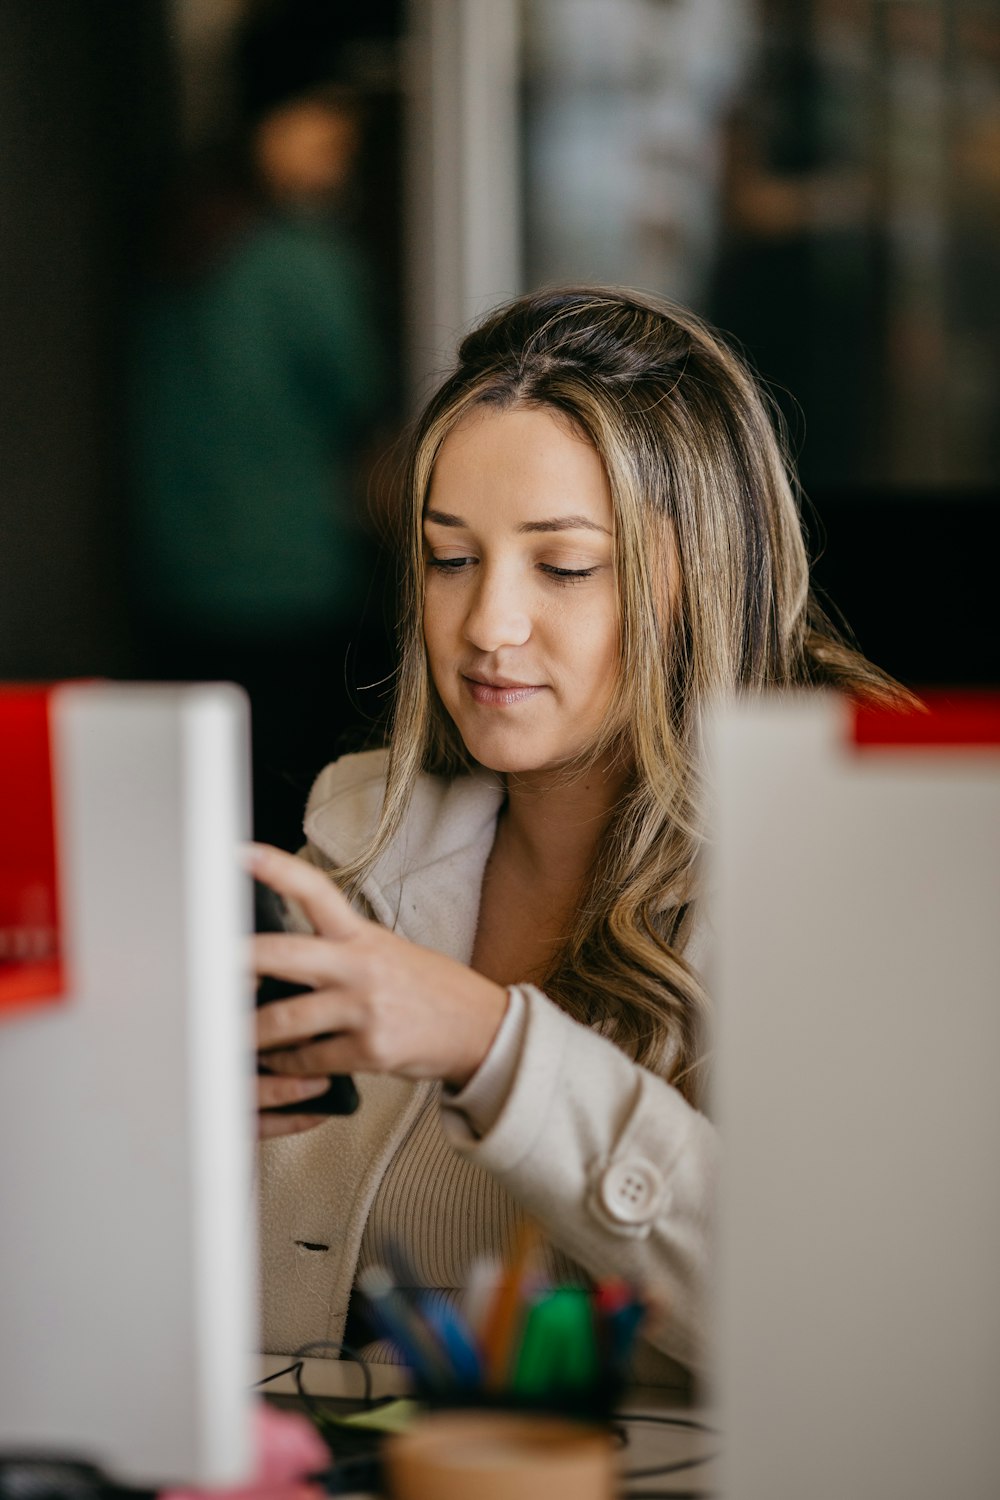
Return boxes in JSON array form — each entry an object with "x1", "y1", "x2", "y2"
[
  {"x1": 0, "y1": 685, "x2": 67, "y2": 1014},
  {"x1": 851, "y1": 692, "x2": 1000, "y2": 749}
]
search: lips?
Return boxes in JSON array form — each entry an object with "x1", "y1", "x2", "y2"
[{"x1": 462, "y1": 674, "x2": 545, "y2": 707}]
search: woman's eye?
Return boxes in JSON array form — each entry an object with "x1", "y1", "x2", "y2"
[
  {"x1": 540, "y1": 564, "x2": 599, "y2": 582},
  {"x1": 427, "y1": 555, "x2": 474, "y2": 572}
]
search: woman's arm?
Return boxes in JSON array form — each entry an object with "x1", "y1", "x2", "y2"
[{"x1": 443, "y1": 983, "x2": 717, "y2": 1375}]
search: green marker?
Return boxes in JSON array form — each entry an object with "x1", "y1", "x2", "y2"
[{"x1": 511, "y1": 1289, "x2": 598, "y2": 1396}]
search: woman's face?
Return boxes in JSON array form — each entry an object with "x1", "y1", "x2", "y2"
[{"x1": 422, "y1": 404, "x2": 620, "y2": 776}]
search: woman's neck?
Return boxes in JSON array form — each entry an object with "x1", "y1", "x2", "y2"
[{"x1": 497, "y1": 755, "x2": 631, "y2": 891}]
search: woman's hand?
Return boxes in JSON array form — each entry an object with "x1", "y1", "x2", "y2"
[
  {"x1": 248, "y1": 843, "x2": 509, "y2": 1138},
  {"x1": 256, "y1": 1071, "x2": 338, "y2": 1139}
]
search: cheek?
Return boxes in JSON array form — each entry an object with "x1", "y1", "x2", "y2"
[
  {"x1": 595, "y1": 630, "x2": 622, "y2": 704},
  {"x1": 555, "y1": 600, "x2": 620, "y2": 703},
  {"x1": 422, "y1": 589, "x2": 456, "y2": 677}
]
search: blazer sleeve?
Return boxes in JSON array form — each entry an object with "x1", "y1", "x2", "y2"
[{"x1": 439, "y1": 983, "x2": 718, "y2": 1375}]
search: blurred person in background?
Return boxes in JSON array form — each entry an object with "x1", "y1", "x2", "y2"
[{"x1": 131, "y1": 45, "x2": 392, "y2": 850}]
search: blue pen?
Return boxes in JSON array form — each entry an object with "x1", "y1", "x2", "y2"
[
  {"x1": 417, "y1": 1293, "x2": 483, "y2": 1385},
  {"x1": 379, "y1": 1237, "x2": 482, "y2": 1386},
  {"x1": 357, "y1": 1264, "x2": 451, "y2": 1386},
  {"x1": 607, "y1": 1298, "x2": 646, "y2": 1377}
]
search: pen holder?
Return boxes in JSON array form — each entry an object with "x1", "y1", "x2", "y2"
[{"x1": 384, "y1": 1408, "x2": 616, "y2": 1500}]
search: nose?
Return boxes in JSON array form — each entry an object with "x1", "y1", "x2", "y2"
[{"x1": 462, "y1": 564, "x2": 532, "y2": 653}]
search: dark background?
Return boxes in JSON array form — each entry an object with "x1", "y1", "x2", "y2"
[{"x1": 1, "y1": 1, "x2": 995, "y2": 802}]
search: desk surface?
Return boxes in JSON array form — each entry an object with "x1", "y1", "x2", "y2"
[{"x1": 258, "y1": 1354, "x2": 719, "y2": 1497}]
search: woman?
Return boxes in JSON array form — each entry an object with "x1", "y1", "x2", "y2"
[{"x1": 251, "y1": 287, "x2": 912, "y2": 1384}]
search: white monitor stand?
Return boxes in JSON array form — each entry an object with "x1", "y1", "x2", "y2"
[{"x1": 0, "y1": 683, "x2": 256, "y2": 1489}]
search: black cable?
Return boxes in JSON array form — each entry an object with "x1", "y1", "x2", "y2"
[
  {"x1": 624, "y1": 1454, "x2": 721, "y2": 1479},
  {"x1": 614, "y1": 1408, "x2": 720, "y2": 1483},
  {"x1": 290, "y1": 1339, "x2": 376, "y2": 1409},
  {"x1": 616, "y1": 1412, "x2": 719, "y2": 1434},
  {"x1": 254, "y1": 1340, "x2": 382, "y2": 1418},
  {"x1": 253, "y1": 1359, "x2": 305, "y2": 1389},
  {"x1": 623, "y1": 1491, "x2": 715, "y2": 1499},
  {"x1": 252, "y1": 1341, "x2": 396, "y2": 1493}
]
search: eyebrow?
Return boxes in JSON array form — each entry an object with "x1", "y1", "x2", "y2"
[{"x1": 424, "y1": 509, "x2": 611, "y2": 536}]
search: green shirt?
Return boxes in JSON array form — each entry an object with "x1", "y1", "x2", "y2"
[{"x1": 133, "y1": 212, "x2": 386, "y2": 635}]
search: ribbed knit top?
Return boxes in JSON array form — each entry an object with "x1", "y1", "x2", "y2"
[{"x1": 354, "y1": 1085, "x2": 582, "y2": 1364}]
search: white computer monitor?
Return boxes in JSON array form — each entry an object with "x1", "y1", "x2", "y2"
[
  {"x1": 0, "y1": 683, "x2": 256, "y2": 1489},
  {"x1": 710, "y1": 692, "x2": 1000, "y2": 1500}
]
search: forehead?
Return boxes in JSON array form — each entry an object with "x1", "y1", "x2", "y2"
[{"x1": 427, "y1": 404, "x2": 613, "y2": 528}]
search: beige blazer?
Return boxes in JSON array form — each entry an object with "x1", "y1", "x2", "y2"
[{"x1": 257, "y1": 750, "x2": 718, "y2": 1377}]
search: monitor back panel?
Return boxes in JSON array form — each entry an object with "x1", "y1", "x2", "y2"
[
  {"x1": 710, "y1": 694, "x2": 1000, "y2": 1500},
  {"x1": 0, "y1": 683, "x2": 255, "y2": 1488}
]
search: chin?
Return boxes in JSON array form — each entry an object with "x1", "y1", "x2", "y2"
[
  {"x1": 467, "y1": 748, "x2": 541, "y2": 775},
  {"x1": 455, "y1": 729, "x2": 544, "y2": 775},
  {"x1": 460, "y1": 732, "x2": 586, "y2": 778}
]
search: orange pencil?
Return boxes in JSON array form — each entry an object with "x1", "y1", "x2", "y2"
[{"x1": 481, "y1": 1218, "x2": 542, "y2": 1389}]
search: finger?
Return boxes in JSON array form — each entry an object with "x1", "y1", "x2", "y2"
[
  {"x1": 260, "y1": 1034, "x2": 362, "y2": 1078},
  {"x1": 253, "y1": 930, "x2": 354, "y2": 990},
  {"x1": 257, "y1": 1073, "x2": 332, "y2": 1111},
  {"x1": 244, "y1": 843, "x2": 361, "y2": 942},
  {"x1": 258, "y1": 1109, "x2": 329, "y2": 1140},
  {"x1": 256, "y1": 987, "x2": 363, "y2": 1052}
]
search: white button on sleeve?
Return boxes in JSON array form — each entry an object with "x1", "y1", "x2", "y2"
[{"x1": 599, "y1": 1158, "x2": 666, "y2": 1226}]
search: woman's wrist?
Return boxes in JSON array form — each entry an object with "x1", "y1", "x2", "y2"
[
  {"x1": 443, "y1": 985, "x2": 527, "y2": 1135},
  {"x1": 442, "y1": 973, "x2": 510, "y2": 1089}
]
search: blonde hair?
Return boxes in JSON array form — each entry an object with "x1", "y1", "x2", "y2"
[{"x1": 342, "y1": 287, "x2": 914, "y2": 1106}]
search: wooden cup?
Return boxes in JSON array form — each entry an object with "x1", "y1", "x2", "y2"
[{"x1": 385, "y1": 1409, "x2": 616, "y2": 1500}]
